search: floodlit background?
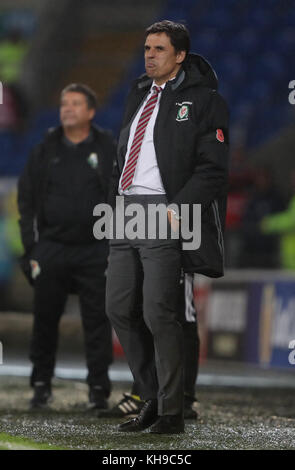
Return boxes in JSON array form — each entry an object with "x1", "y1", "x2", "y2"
[{"x1": 0, "y1": 0, "x2": 295, "y2": 384}]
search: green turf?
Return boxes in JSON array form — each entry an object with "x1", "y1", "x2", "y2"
[
  {"x1": 0, "y1": 432, "x2": 67, "y2": 450},
  {"x1": 0, "y1": 377, "x2": 294, "y2": 450}
]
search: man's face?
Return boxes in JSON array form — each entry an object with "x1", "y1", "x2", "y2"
[
  {"x1": 144, "y1": 32, "x2": 186, "y2": 85},
  {"x1": 60, "y1": 92, "x2": 95, "y2": 129}
]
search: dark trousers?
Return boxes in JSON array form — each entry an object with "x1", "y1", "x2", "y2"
[
  {"x1": 106, "y1": 195, "x2": 183, "y2": 415},
  {"x1": 30, "y1": 239, "x2": 112, "y2": 397},
  {"x1": 131, "y1": 273, "x2": 200, "y2": 402},
  {"x1": 179, "y1": 273, "x2": 200, "y2": 401}
]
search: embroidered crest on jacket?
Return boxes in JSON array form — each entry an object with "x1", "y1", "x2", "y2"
[
  {"x1": 175, "y1": 102, "x2": 192, "y2": 122},
  {"x1": 87, "y1": 153, "x2": 98, "y2": 169}
]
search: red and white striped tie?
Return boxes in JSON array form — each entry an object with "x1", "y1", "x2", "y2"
[{"x1": 121, "y1": 85, "x2": 162, "y2": 191}]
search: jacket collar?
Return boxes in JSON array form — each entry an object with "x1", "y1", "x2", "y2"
[
  {"x1": 136, "y1": 66, "x2": 186, "y2": 92},
  {"x1": 135, "y1": 53, "x2": 218, "y2": 93}
]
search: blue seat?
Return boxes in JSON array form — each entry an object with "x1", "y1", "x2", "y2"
[
  {"x1": 190, "y1": 28, "x2": 220, "y2": 55},
  {"x1": 239, "y1": 7, "x2": 274, "y2": 30},
  {"x1": 252, "y1": 53, "x2": 285, "y2": 81},
  {"x1": 216, "y1": 53, "x2": 246, "y2": 81},
  {"x1": 273, "y1": 28, "x2": 295, "y2": 55},
  {"x1": 282, "y1": 8, "x2": 295, "y2": 27},
  {"x1": 160, "y1": 7, "x2": 189, "y2": 23},
  {"x1": 95, "y1": 107, "x2": 123, "y2": 136},
  {"x1": 231, "y1": 99, "x2": 255, "y2": 123},
  {"x1": 197, "y1": 9, "x2": 233, "y2": 29},
  {"x1": 227, "y1": 28, "x2": 262, "y2": 56}
]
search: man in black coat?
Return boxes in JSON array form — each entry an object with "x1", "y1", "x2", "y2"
[
  {"x1": 106, "y1": 21, "x2": 229, "y2": 434},
  {"x1": 18, "y1": 83, "x2": 116, "y2": 409}
]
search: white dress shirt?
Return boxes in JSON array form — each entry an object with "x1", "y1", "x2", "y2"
[{"x1": 118, "y1": 81, "x2": 166, "y2": 195}]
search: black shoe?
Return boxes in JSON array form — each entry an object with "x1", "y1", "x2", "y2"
[
  {"x1": 30, "y1": 383, "x2": 52, "y2": 409},
  {"x1": 184, "y1": 395, "x2": 199, "y2": 420},
  {"x1": 149, "y1": 414, "x2": 185, "y2": 434},
  {"x1": 88, "y1": 386, "x2": 108, "y2": 410},
  {"x1": 97, "y1": 393, "x2": 144, "y2": 418},
  {"x1": 118, "y1": 399, "x2": 158, "y2": 432}
]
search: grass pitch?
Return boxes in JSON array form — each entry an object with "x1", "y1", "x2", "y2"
[
  {"x1": 0, "y1": 376, "x2": 294, "y2": 450},
  {"x1": 0, "y1": 432, "x2": 67, "y2": 450}
]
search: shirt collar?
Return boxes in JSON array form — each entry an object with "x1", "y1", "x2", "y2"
[{"x1": 150, "y1": 76, "x2": 177, "y2": 93}]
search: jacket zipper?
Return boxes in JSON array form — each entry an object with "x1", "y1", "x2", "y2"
[{"x1": 212, "y1": 199, "x2": 224, "y2": 256}]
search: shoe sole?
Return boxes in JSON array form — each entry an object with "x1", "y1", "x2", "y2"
[{"x1": 118, "y1": 424, "x2": 150, "y2": 433}]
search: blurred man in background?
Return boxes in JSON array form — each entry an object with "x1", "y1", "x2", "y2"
[{"x1": 17, "y1": 83, "x2": 116, "y2": 410}]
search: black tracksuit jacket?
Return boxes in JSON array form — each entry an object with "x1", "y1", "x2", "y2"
[
  {"x1": 110, "y1": 53, "x2": 230, "y2": 277},
  {"x1": 18, "y1": 125, "x2": 116, "y2": 253}
]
